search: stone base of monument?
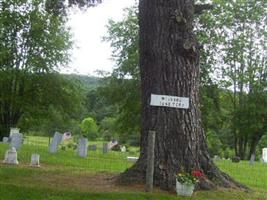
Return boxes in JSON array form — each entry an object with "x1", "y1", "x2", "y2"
[
  {"x1": 3, "y1": 147, "x2": 19, "y2": 165},
  {"x1": 30, "y1": 154, "x2": 40, "y2": 167}
]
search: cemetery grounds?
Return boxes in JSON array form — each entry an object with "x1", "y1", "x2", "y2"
[{"x1": 0, "y1": 136, "x2": 267, "y2": 200}]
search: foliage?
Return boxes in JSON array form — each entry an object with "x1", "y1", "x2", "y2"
[
  {"x1": 0, "y1": 0, "x2": 73, "y2": 138},
  {"x1": 197, "y1": 0, "x2": 267, "y2": 159},
  {"x1": 20, "y1": 73, "x2": 84, "y2": 134},
  {"x1": 99, "y1": 117, "x2": 118, "y2": 141},
  {"x1": 65, "y1": 74, "x2": 101, "y2": 90},
  {"x1": 85, "y1": 88, "x2": 117, "y2": 123},
  {"x1": 176, "y1": 170, "x2": 203, "y2": 185},
  {"x1": 100, "y1": 1, "x2": 266, "y2": 158},
  {"x1": 80, "y1": 117, "x2": 98, "y2": 140},
  {"x1": 100, "y1": 5, "x2": 140, "y2": 143}
]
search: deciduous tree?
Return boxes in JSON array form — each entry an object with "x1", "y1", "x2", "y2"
[{"x1": 120, "y1": 0, "x2": 245, "y2": 190}]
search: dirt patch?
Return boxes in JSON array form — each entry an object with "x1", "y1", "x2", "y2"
[
  {"x1": 0, "y1": 162, "x2": 174, "y2": 195},
  {"x1": 36, "y1": 172, "x2": 146, "y2": 192},
  {"x1": 0, "y1": 163, "x2": 159, "y2": 193}
]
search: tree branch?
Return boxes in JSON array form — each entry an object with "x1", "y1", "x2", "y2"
[{"x1": 194, "y1": 4, "x2": 213, "y2": 15}]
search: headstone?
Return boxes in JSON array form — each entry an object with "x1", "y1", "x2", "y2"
[
  {"x1": 30, "y1": 154, "x2": 40, "y2": 167},
  {"x1": 10, "y1": 128, "x2": 20, "y2": 136},
  {"x1": 231, "y1": 156, "x2": 240, "y2": 163},
  {"x1": 103, "y1": 143, "x2": 108, "y2": 153},
  {"x1": 88, "y1": 145, "x2": 97, "y2": 151},
  {"x1": 127, "y1": 156, "x2": 138, "y2": 163},
  {"x1": 249, "y1": 154, "x2": 256, "y2": 165},
  {"x1": 10, "y1": 133, "x2": 23, "y2": 150},
  {"x1": 3, "y1": 147, "x2": 19, "y2": 165},
  {"x1": 77, "y1": 137, "x2": 88, "y2": 157},
  {"x1": 262, "y1": 148, "x2": 267, "y2": 163},
  {"x1": 120, "y1": 146, "x2": 126, "y2": 152},
  {"x1": 2, "y1": 137, "x2": 9, "y2": 143},
  {"x1": 213, "y1": 155, "x2": 221, "y2": 161},
  {"x1": 49, "y1": 132, "x2": 63, "y2": 153}
]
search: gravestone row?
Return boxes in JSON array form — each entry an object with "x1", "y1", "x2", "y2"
[
  {"x1": 2, "y1": 128, "x2": 123, "y2": 168},
  {"x1": 48, "y1": 132, "x2": 108, "y2": 157}
]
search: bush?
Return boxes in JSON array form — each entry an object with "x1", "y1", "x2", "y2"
[{"x1": 80, "y1": 117, "x2": 99, "y2": 140}]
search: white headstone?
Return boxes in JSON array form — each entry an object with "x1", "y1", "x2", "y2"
[
  {"x1": 262, "y1": 148, "x2": 267, "y2": 163},
  {"x1": 10, "y1": 133, "x2": 23, "y2": 150},
  {"x1": 3, "y1": 147, "x2": 19, "y2": 165},
  {"x1": 120, "y1": 146, "x2": 126, "y2": 152},
  {"x1": 49, "y1": 132, "x2": 63, "y2": 153},
  {"x1": 30, "y1": 154, "x2": 40, "y2": 167},
  {"x1": 77, "y1": 137, "x2": 88, "y2": 157},
  {"x1": 127, "y1": 156, "x2": 138, "y2": 163},
  {"x1": 2, "y1": 137, "x2": 9, "y2": 143},
  {"x1": 213, "y1": 155, "x2": 221, "y2": 161},
  {"x1": 10, "y1": 128, "x2": 20, "y2": 136}
]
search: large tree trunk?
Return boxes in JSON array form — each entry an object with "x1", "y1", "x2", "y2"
[{"x1": 119, "y1": 0, "x2": 246, "y2": 190}]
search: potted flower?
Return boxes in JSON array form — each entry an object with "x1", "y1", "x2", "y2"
[{"x1": 176, "y1": 170, "x2": 203, "y2": 196}]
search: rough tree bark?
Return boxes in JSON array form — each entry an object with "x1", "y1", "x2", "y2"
[{"x1": 119, "y1": 0, "x2": 246, "y2": 190}]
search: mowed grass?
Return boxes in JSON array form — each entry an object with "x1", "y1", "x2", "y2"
[
  {"x1": 0, "y1": 181, "x2": 266, "y2": 200},
  {"x1": 0, "y1": 166, "x2": 266, "y2": 200},
  {"x1": 216, "y1": 160, "x2": 267, "y2": 189},
  {"x1": 0, "y1": 136, "x2": 136, "y2": 173},
  {"x1": 1, "y1": 136, "x2": 267, "y2": 199}
]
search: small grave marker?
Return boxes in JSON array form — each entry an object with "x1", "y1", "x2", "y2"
[
  {"x1": 88, "y1": 145, "x2": 97, "y2": 151},
  {"x1": 3, "y1": 147, "x2": 19, "y2": 165},
  {"x1": 30, "y1": 154, "x2": 40, "y2": 167},
  {"x1": 231, "y1": 156, "x2": 240, "y2": 163},
  {"x1": 120, "y1": 146, "x2": 126, "y2": 152},
  {"x1": 127, "y1": 156, "x2": 138, "y2": 162},
  {"x1": 213, "y1": 155, "x2": 220, "y2": 161},
  {"x1": 2, "y1": 137, "x2": 9, "y2": 143}
]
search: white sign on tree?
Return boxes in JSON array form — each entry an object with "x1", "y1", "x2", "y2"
[{"x1": 150, "y1": 94, "x2": 189, "y2": 109}]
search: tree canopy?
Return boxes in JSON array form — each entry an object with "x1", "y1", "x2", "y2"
[{"x1": 0, "y1": 0, "x2": 80, "y2": 138}]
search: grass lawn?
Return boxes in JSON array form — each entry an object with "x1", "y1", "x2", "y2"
[
  {"x1": 0, "y1": 181, "x2": 266, "y2": 200},
  {"x1": 0, "y1": 136, "x2": 136, "y2": 173},
  {"x1": 1, "y1": 136, "x2": 267, "y2": 199},
  {"x1": 216, "y1": 160, "x2": 267, "y2": 189}
]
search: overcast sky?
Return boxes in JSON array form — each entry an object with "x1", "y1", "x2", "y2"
[{"x1": 63, "y1": 0, "x2": 136, "y2": 75}]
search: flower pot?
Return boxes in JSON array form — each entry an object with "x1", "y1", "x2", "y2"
[{"x1": 176, "y1": 180, "x2": 194, "y2": 196}]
